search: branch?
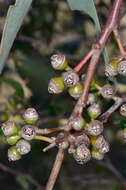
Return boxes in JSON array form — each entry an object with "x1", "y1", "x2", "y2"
[{"x1": 45, "y1": 148, "x2": 64, "y2": 190}]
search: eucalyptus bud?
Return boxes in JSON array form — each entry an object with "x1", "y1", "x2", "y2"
[
  {"x1": 23, "y1": 108, "x2": 39, "y2": 124},
  {"x1": 87, "y1": 103, "x2": 101, "y2": 119},
  {"x1": 91, "y1": 149, "x2": 104, "y2": 160},
  {"x1": 118, "y1": 60, "x2": 126, "y2": 76},
  {"x1": 87, "y1": 93, "x2": 95, "y2": 105},
  {"x1": 62, "y1": 70, "x2": 79, "y2": 87},
  {"x1": 85, "y1": 120, "x2": 103, "y2": 136},
  {"x1": 2, "y1": 121, "x2": 18, "y2": 137},
  {"x1": 71, "y1": 116, "x2": 85, "y2": 131},
  {"x1": 73, "y1": 144, "x2": 91, "y2": 164},
  {"x1": 6, "y1": 135, "x2": 20, "y2": 145},
  {"x1": 8, "y1": 146, "x2": 21, "y2": 161},
  {"x1": 21, "y1": 125, "x2": 36, "y2": 141},
  {"x1": 16, "y1": 139, "x2": 31, "y2": 155},
  {"x1": 94, "y1": 135, "x2": 110, "y2": 154},
  {"x1": 100, "y1": 84, "x2": 115, "y2": 99},
  {"x1": 68, "y1": 82, "x2": 83, "y2": 99},
  {"x1": 51, "y1": 54, "x2": 68, "y2": 70},
  {"x1": 48, "y1": 77, "x2": 65, "y2": 94},
  {"x1": 120, "y1": 104, "x2": 126, "y2": 117}
]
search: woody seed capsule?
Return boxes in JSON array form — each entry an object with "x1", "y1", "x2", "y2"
[
  {"x1": 16, "y1": 139, "x2": 31, "y2": 155},
  {"x1": 88, "y1": 103, "x2": 101, "y2": 119},
  {"x1": 120, "y1": 104, "x2": 126, "y2": 117},
  {"x1": 118, "y1": 60, "x2": 126, "y2": 76},
  {"x1": 91, "y1": 149, "x2": 104, "y2": 160},
  {"x1": 100, "y1": 84, "x2": 115, "y2": 99},
  {"x1": 21, "y1": 125, "x2": 36, "y2": 141},
  {"x1": 8, "y1": 146, "x2": 21, "y2": 161},
  {"x1": 95, "y1": 135, "x2": 110, "y2": 154},
  {"x1": 68, "y1": 82, "x2": 83, "y2": 99},
  {"x1": 23, "y1": 108, "x2": 39, "y2": 124},
  {"x1": 48, "y1": 77, "x2": 65, "y2": 94},
  {"x1": 71, "y1": 116, "x2": 85, "y2": 131},
  {"x1": 85, "y1": 120, "x2": 103, "y2": 136},
  {"x1": 2, "y1": 121, "x2": 18, "y2": 137},
  {"x1": 51, "y1": 54, "x2": 68, "y2": 70},
  {"x1": 73, "y1": 144, "x2": 91, "y2": 165},
  {"x1": 62, "y1": 70, "x2": 79, "y2": 87}
]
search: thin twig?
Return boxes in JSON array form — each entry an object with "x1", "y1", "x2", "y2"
[
  {"x1": 73, "y1": 49, "x2": 94, "y2": 72},
  {"x1": 35, "y1": 136, "x2": 53, "y2": 143},
  {"x1": 45, "y1": 148, "x2": 64, "y2": 190},
  {"x1": 113, "y1": 28, "x2": 126, "y2": 55}
]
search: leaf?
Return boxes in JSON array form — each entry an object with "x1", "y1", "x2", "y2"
[
  {"x1": 0, "y1": 0, "x2": 33, "y2": 73},
  {"x1": 67, "y1": 0, "x2": 100, "y2": 34},
  {"x1": 0, "y1": 77, "x2": 24, "y2": 98},
  {"x1": 67, "y1": 0, "x2": 109, "y2": 63}
]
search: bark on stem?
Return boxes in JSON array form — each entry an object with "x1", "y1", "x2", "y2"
[{"x1": 45, "y1": 148, "x2": 64, "y2": 190}]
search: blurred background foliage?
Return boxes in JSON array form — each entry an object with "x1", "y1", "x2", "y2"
[{"x1": 0, "y1": 0, "x2": 126, "y2": 190}]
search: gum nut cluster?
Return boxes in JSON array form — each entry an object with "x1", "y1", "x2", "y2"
[
  {"x1": 100, "y1": 84, "x2": 115, "y2": 99},
  {"x1": 48, "y1": 54, "x2": 81, "y2": 97},
  {"x1": 105, "y1": 56, "x2": 126, "y2": 77},
  {"x1": 2, "y1": 108, "x2": 38, "y2": 161}
]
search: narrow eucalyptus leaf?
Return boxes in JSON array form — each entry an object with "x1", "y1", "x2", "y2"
[{"x1": 0, "y1": 0, "x2": 32, "y2": 73}]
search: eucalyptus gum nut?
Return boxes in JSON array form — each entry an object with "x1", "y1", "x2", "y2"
[
  {"x1": 118, "y1": 60, "x2": 126, "y2": 76},
  {"x1": 95, "y1": 135, "x2": 110, "y2": 154},
  {"x1": 105, "y1": 64, "x2": 118, "y2": 77},
  {"x1": 48, "y1": 77, "x2": 65, "y2": 94},
  {"x1": 16, "y1": 139, "x2": 31, "y2": 155},
  {"x1": 21, "y1": 125, "x2": 36, "y2": 141},
  {"x1": 8, "y1": 146, "x2": 21, "y2": 161},
  {"x1": 120, "y1": 104, "x2": 126, "y2": 117},
  {"x1": 85, "y1": 120, "x2": 103, "y2": 136},
  {"x1": 71, "y1": 116, "x2": 85, "y2": 131},
  {"x1": 2, "y1": 121, "x2": 19, "y2": 137},
  {"x1": 73, "y1": 144, "x2": 91, "y2": 164},
  {"x1": 87, "y1": 103, "x2": 101, "y2": 119},
  {"x1": 51, "y1": 54, "x2": 68, "y2": 70},
  {"x1": 23, "y1": 108, "x2": 39, "y2": 124},
  {"x1": 87, "y1": 93, "x2": 95, "y2": 105},
  {"x1": 100, "y1": 84, "x2": 115, "y2": 99},
  {"x1": 62, "y1": 70, "x2": 79, "y2": 87},
  {"x1": 68, "y1": 82, "x2": 83, "y2": 99},
  {"x1": 6, "y1": 135, "x2": 21, "y2": 145}
]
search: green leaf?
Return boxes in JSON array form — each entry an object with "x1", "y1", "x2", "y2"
[
  {"x1": 67, "y1": 0, "x2": 100, "y2": 34},
  {"x1": 67, "y1": 0, "x2": 109, "y2": 64},
  {"x1": 0, "y1": 77, "x2": 24, "y2": 98},
  {"x1": 0, "y1": 0, "x2": 33, "y2": 73}
]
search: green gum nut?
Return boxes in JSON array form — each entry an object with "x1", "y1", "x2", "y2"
[
  {"x1": 68, "y1": 82, "x2": 83, "y2": 99},
  {"x1": 23, "y1": 108, "x2": 39, "y2": 124},
  {"x1": 8, "y1": 146, "x2": 21, "y2": 161},
  {"x1": 48, "y1": 77, "x2": 65, "y2": 94},
  {"x1": 2, "y1": 121, "x2": 19, "y2": 137},
  {"x1": 6, "y1": 135, "x2": 21, "y2": 145},
  {"x1": 87, "y1": 103, "x2": 101, "y2": 120}
]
